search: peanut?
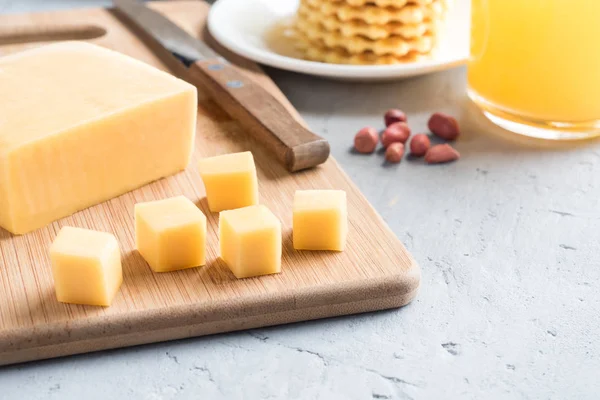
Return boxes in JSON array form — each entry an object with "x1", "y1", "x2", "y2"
[
  {"x1": 425, "y1": 144, "x2": 460, "y2": 164},
  {"x1": 381, "y1": 122, "x2": 411, "y2": 147},
  {"x1": 353, "y1": 127, "x2": 379, "y2": 154},
  {"x1": 409, "y1": 134, "x2": 430, "y2": 157},
  {"x1": 384, "y1": 109, "x2": 407, "y2": 127},
  {"x1": 428, "y1": 112, "x2": 460, "y2": 140},
  {"x1": 385, "y1": 142, "x2": 404, "y2": 163}
]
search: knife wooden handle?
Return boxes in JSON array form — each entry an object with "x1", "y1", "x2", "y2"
[{"x1": 188, "y1": 58, "x2": 330, "y2": 172}]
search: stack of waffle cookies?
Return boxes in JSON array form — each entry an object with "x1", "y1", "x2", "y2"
[{"x1": 294, "y1": 0, "x2": 448, "y2": 65}]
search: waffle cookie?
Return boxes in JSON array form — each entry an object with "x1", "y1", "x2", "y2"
[
  {"x1": 343, "y1": 0, "x2": 434, "y2": 7},
  {"x1": 297, "y1": 2, "x2": 440, "y2": 40},
  {"x1": 296, "y1": 35, "x2": 428, "y2": 65},
  {"x1": 303, "y1": 0, "x2": 446, "y2": 25},
  {"x1": 292, "y1": 0, "x2": 448, "y2": 65},
  {"x1": 296, "y1": 17, "x2": 435, "y2": 56}
]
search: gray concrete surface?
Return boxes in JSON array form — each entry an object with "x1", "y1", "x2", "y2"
[{"x1": 1, "y1": 1, "x2": 600, "y2": 399}]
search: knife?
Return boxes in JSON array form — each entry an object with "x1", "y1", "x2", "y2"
[{"x1": 113, "y1": 0, "x2": 329, "y2": 172}]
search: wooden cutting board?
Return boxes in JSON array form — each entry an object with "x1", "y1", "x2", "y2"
[{"x1": 0, "y1": 1, "x2": 419, "y2": 366}]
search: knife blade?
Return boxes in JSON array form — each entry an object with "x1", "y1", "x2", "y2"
[{"x1": 113, "y1": 0, "x2": 330, "y2": 172}]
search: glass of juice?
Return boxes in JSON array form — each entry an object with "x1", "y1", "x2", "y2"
[{"x1": 468, "y1": 0, "x2": 600, "y2": 140}]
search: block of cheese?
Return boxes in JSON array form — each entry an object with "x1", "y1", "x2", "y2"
[
  {"x1": 50, "y1": 226, "x2": 122, "y2": 306},
  {"x1": 219, "y1": 205, "x2": 281, "y2": 278},
  {"x1": 293, "y1": 190, "x2": 347, "y2": 251},
  {"x1": 197, "y1": 151, "x2": 259, "y2": 212},
  {"x1": 0, "y1": 42, "x2": 197, "y2": 234},
  {"x1": 135, "y1": 196, "x2": 207, "y2": 272}
]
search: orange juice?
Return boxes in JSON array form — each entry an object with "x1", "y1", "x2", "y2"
[{"x1": 468, "y1": 0, "x2": 600, "y2": 138}]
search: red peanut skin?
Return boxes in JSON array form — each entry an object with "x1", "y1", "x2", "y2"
[
  {"x1": 428, "y1": 112, "x2": 460, "y2": 140},
  {"x1": 381, "y1": 122, "x2": 411, "y2": 147},
  {"x1": 384, "y1": 109, "x2": 407, "y2": 127},
  {"x1": 409, "y1": 134, "x2": 431, "y2": 157},
  {"x1": 385, "y1": 142, "x2": 405, "y2": 163},
  {"x1": 425, "y1": 144, "x2": 460, "y2": 164},
  {"x1": 354, "y1": 127, "x2": 379, "y2": 153}
]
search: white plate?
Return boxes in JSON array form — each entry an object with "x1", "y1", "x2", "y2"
[{"x1": 208, "y1": 0, "x2": 470, "y2": 81}]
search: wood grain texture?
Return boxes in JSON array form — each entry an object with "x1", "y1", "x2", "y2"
[
  {"x1": 189, "y1": 59, "x2": 330, "y2": 171},
  {"x1": 0, "y1": 1, "x2": 420, "y2": 366}
]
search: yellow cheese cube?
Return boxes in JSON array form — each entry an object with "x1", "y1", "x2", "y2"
[
  {"x1": 197, "y1": 151, "x2": 259, "y2": 212},
  {"x1": 50, "y1": 226, "x2": 122, "y2": 307},
  {"x1": 219, "y1": 205, "x2": 281, "y2": 278},
  {"x1": 135, "y1": 196, "x2": 207, "y2": 272},
  {"x1": 293, "y1": 190, "x2": 347, "y2": 251},
  {"x1": 0, "y1": 42, "x2": 197, "y2": 234}
]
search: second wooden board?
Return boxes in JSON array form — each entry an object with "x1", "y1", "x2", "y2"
[{"x1": 0, "y1": 1, "x2": 420, "y2": 366}]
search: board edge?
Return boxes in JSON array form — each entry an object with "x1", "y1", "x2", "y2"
[{"x1": 0, "y1": 265, "x2": 419, "y2": 366}]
